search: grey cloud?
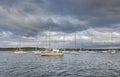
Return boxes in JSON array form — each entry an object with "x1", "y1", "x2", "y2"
[
  {"x1": 1, "y1": 0, "x2": 120, "y2": 35},
  {"x1": 43, "y1": 0, "x2": 120, "y2": 27},
  {"x1": 0, "y1": 0, "x2": 120, "y2": 48}
]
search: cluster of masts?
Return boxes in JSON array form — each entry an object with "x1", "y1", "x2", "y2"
[
  {"x1": 14, "y1": 30, "x2": 117, "y2": 56},
  {"x1": 14, "y1": 48, "x2": 117, "y2": 55},
  {"x1": 14, "y1": 31, "x2": 81, "y2": 56}
]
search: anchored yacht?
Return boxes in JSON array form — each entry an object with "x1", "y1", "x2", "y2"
[
  {"x1": 14, "y1": 49, "x2": 27, "y2": 54},
  {"x1": 71, "y1": 51, "x2": 80, "y2": 54},
  {"x1": 32, "y1": 51, "x2": 41, "y2": 54},
  {"x1": 40, "y1": 49, "x2": 64, "y2": 56},
  {"x1": 40, "y1": 27, "x2": 64, "y2": 56}
]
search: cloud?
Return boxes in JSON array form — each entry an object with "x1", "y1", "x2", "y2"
[
  {"x1": 0, "y1": 0, "x2": 120, "y2": 48},
  {"x1": 1, "y1": 0, "x2": 120, "y2": 33},
  {"x1": 0, "y1": 4, "x2": 88, "y2": 36}
]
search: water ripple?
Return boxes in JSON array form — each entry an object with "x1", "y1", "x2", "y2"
[{"x1": 0, "y1": 51, "x2": 120, "y2": 77}]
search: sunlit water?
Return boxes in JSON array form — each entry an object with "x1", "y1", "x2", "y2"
[{"x1": 0, "y1": 51, "x2": 120, "y2": 77}]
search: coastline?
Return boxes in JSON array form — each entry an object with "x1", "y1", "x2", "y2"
[{"x1": 0, "y1": 47, "x2": 119, "y2": 51}]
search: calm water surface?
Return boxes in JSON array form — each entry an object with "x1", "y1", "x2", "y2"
[{"x1": 0, "y1": 51, "x2": 120, "y2": 77}]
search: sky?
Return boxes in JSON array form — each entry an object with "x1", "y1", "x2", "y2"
[{"x1": 0, "y1": 0, "x2": 120, "y2": 48}]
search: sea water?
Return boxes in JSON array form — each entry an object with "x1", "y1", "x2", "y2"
[{"x1": 0, "y1": 51, "x2": 120, "y2": 77}]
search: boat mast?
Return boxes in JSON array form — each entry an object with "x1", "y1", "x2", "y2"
[
  {"x1": 19, "y1": 39, "x2": 21, "y2": 51},
  {"x1": 80, "y1": 34, "x2": 81, "y2": 51},
  {"x1": 111, "y1": 32, "x2": 114, "y2": 50},
  {"x1": 35, "y1": 39, "x2": 38, "y2": 51},
  {"x1": 49, "y1": 26, "x2": 51, "y2": 50},
  {"x1": 75, "y1": 31, "x2": 77, "y2": 51},
  {"x1": 16, "y1": 39, "x2": 19, "y2": 51},
  {"x1": 63, "y1": 33, "x2": 65, "y2": 51}
]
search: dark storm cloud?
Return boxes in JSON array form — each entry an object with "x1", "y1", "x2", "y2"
[
  {"x1": 44, "y1": 0, "x2": 120, "y2": 27},
  {"x1": 0, "y1": 0, "x2": 120, "y2": 48},
  {"x1": 1, "y1": 0, "x2": 120, "y2": 36}
]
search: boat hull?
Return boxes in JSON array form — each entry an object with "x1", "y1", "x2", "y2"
[
  {"x1": 14, "y1": 51, "x2": 27, "y2": 54},
  {"x1": 71, "y1": 51, "x2": 80, "y2": 54},
  {"x1": 40, "y1": 51, "x2": 64, "y2": 56},
  {"x1": 32, "y1": 51, "x2": 41, "y2": 54}
]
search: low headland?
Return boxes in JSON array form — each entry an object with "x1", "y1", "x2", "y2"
[{"x1": 0, "y1": 47, "x2": 119, "y2": 51}]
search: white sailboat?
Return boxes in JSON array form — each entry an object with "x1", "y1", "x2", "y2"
[
  {"x1": 14, "y1": 39, "x2": 27, "y2": 54},
  {"x1": 108, "y1": 49, "x2": 116, "y2": 54},
  {"x1": 71, "y1": 31, "x2": 80, "y2": 54},
  {"x1": 14, "y1": 49, "x2": 27, "y2": 54},
  {"x1": 102, "y1": 50, "x2": 108, "y2": 53},
  {"x1": 32, "y1": 39, "x2": 41, "y2": 54},
  {"x1": 40, "y1": 27, "x2": 64, "y2": 56},
  {"x1": 32, "y1": 48, "x2": 41, "y2": 54},
  {"x1": 41, "y1": 49, "x2": 64, "y2": 56},
  {"x1": 109, "y1": 32, "x2": 116, "y2": 54},
  {"x1": 111, "y1": 50, "x2": 116, "y2": 54}
]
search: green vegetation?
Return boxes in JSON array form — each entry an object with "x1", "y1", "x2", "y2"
[
  {"x1": 0, "y1": 47, "x2": 119, "y2": 51},
  {"x1": 0, "y1": 47, "x2": 45, "y2": 51}
]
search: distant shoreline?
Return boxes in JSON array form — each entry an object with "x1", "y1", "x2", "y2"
[{"x1": 0, "y1": 47, "x2": 120, "y2": 51}]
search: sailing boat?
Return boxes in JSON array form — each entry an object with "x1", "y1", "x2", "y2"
[
  {"x1": 32, "y1": 47, "x2": 41, "y2": 54},
  {"x1": 32, "y1": 39, "x2": 41, "y2": 54},
  {"x1": 40, "y1": 28, "x2": 64, "y2": 56},
  {"x1": 71, "y1": 31, "x2": 80, "y2": 54},
  {"x1": 14, "y1": 48, "x2": 27, "y2": 54},
  {"x1": 111, "y1": 50, "x2": 116, "y2": 54},
  {"x1": 14, "y1": 39, "x2": 27, "y2": 54},
  {"x1": 109, "y1": 32, "x2": 116, "y2": 54},
  {"x1": 108, "y1": 49, "x2": 116, "y2": 54}
]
